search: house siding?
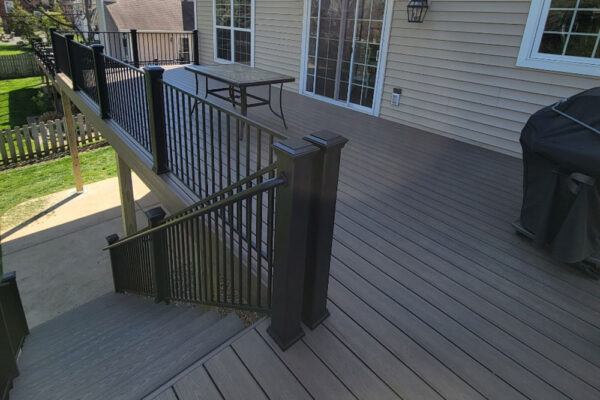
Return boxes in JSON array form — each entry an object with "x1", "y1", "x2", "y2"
[{"x1": 196, "y1": 0, "x2": 599, "y2": 157}]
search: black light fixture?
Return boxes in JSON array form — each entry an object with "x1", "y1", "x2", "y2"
[{"x1": 407, "y1": 0, "x2": 429, "y2": 23}]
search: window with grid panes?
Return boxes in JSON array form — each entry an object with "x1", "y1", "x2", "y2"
[
  {"x1": 518, "y1": 0, "x2": 600, "y2": 75},
  {"x1": 214, "y1": 0, "x2": 253, "y2": 65}
]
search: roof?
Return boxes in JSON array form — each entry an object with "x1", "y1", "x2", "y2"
[{"x1": 104, "y1": 0, "x2": 194, "y2": 31}]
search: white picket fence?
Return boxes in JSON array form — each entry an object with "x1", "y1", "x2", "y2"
[
  {"x1": 0, "y1": 114, "x2": 103, "y2": 168},
  {"x1": 0, "y1": 53, "x2": 41, "y2": 79}
]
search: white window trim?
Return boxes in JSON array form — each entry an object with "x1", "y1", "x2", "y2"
[
  {"x1": 298, "y1": 0, "x2": 394, "y2": 117},
  {"x1": 212, "y1": 0, "x2": 255, "y2": 67},
  {"x1": 517, "y1": 0, "x2": 600, "y2": 77}
]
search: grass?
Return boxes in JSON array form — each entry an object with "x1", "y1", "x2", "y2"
[
  {"x1": 0, "y1": 44, "x2": 30, "y2": 56},
  {"x1": 0, "y1": 146, "x2": 117, "y2": 274},
  {"x1": 0, "y1": 76, "x2": 53, "y2": 130}
]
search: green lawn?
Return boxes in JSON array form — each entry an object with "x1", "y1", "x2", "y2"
[
  {"x1": 0, "y1": 76, "x2": 53, "y2": 130},
  {"x1": 0, "y1": 146, "x2": 117, "y2": 273},
  {"x1": 0, "y1": 44, "x2": 30, "y2": 56}
]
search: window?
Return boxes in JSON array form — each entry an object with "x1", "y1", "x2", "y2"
[
  {"x1": 214, "y1": 0, "x2": 253, "y2": 65},
  {"x1": 5, "y1": 1, "x2": 14, "y2": 13},
  {"x1": 518, "y1": 0, "x2": 600, "y2": 75}
]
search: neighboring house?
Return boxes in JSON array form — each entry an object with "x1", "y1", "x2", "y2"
[
  {"x1": 194, "y1": 0, "x2": 600, "y2": 156},
  {"x1": 0, "y1": 0, "x2": 47, "y2": 20},
  {"x1": 98, "y1": 0, "x2": 195, "y2": 63}
]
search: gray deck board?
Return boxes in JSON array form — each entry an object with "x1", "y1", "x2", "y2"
[
  {"x1": 204, "y1": 347, "x2": 268, "y2": 400},
  {"x1": 174, "y1": 365, "x2": 224, "y2": 400},
  {"x1": 231, "y1": 330, "x2": 312, "y2": 400},
  {"x1": 47, "y1": 67, "x2": 598, "y2": 400},
  {"x1": 12, "y1": 294, "x2": 244, "y2": 400}
]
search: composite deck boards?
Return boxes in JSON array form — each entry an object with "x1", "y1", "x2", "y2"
[{"x1": 148, "y1": 66, "x2": 600, "y2": 399}]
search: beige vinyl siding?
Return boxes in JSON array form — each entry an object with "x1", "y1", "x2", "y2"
[
  {"x1": 194, "y1": 1, "x2": 598, "y2": 156},
  {"x1": 197, "y1": 0, "x2": 214, "y2": 65},
  {"x1": 253, "y1": 1, "x2": 304, "y2": 91},
  {"x1": 379, "y1": 1, "x2": 599, "y2": 156}
]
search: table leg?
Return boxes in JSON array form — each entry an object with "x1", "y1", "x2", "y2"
[
  {"x1": 229, "y1": 85, "x2": 236, "y2": 109},
  {"x1": 279, "y1": 82, "x2": 288, "y2": 129},
  {"x1": 240, "y1": 86, "x2": 248, "y2": 117},
  {"x1": 191, "y1": 73, "x2": 200, "y2": 115},
  {"x1": 205, "y1": 75, "x2": 209, "y2": 98}
]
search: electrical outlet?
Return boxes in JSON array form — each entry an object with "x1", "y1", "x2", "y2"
[{"x1": 391, "y1": 92, "x2": 401, "y2": 106}]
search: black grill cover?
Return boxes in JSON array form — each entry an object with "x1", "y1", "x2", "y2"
[{"x1": 520, "y1": 87, "x2": 600, "y2": 263}]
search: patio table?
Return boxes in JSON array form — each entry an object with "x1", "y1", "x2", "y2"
[{"x1": 185, "y1": 64, "x2": 295, "y2": 129}]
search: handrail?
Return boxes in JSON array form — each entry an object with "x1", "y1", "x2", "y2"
[
  {"x1": 104, "y1": 174, "x2": 286, "y2": 250},
  {"x1": 164, "y1": 163, "x2": 279, "y2": 222},
  {"x1": 103, "y1": 54, "x2": 144, "y2": 73}
]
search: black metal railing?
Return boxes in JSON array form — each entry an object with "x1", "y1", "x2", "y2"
[
  {"x1": 161, "y1": 80, "x2": 286, "y2": 199},
  {"x1": 106, "y1": 167, "x2": 283, "y2": 311},
  {"x1": 49, "y1": 26, "x2": 348, "y2": 351},
  {"x1": 32, "y1": 39, "x2": 56, "y2": 76},
  {"x1": 70, "y1": 41, "x2": 99, "y2": 105},
  {"x1": 51, "y1": 31, "x2": 71, "y2": 78},
  {"x1": 70, "y1": 30, "x2": 199, "y2": 67},
  {"x1": 0, "y1": 272, "x2": 29, "y2": 400},
  {"x1": 105, "y1": 55, "x2": 151, "y2": 152}
]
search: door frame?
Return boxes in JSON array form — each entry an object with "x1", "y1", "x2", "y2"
[{"x1": 299, "y1": 0, "x2": 394, "y2": 117}]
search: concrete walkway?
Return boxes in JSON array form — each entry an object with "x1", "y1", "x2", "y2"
[{"x1": 1, "y1": 175, "x2": 160, "y2": 328}]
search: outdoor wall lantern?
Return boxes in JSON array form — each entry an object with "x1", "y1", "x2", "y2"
[{"x1": 407, "y1": 0, "x2": 429, "y2": 23}]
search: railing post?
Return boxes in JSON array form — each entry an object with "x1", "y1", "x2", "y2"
[
  {"x1": 49, "y1": 27, "x2": 58, "y2": 70},
  {"x1": 90, "y1": 44, "x2": 111, "y2": 119},
  {"x1": 146, "y1": 207, "x2": 169, "y2": 303},
  {"x1": 144, "y1": 66, "x2": 169, "y2": 174},
  {"x1": 268, "y1": 138, "x2": 320, "y2": 351},
  {"x1": 301, "y1": 131, "x2": 348, "y2": 329},
  {"x1": 105, "y1": 234, "x2": 122, "y2": 293},
  {"x1": 130, "y1": 29, "x2": 140, "y2": 68},
  {"x1": 64, "y1": 33, "x2": 78, "y2": 90},
  {"x1": 193, "y1": 30, "x2": 200, "y2": 65},
  {"x1": 0, "y1": 306, "x2": 19, "y2": 391}
]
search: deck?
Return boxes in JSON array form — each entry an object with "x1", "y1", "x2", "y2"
[{"x1": 143, "y1": 67, "x2": 600, "y2": 399}]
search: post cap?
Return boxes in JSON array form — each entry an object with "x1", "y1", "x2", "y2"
[
  {"x1": 304, "y1": 131, "x2": 348, "y2": 150},
  {"x1": 90, "y1": 43, "x2": 105, "y2": 53},
  {"x1": 273, "y1": 138, "x2": 319, "y2": 158},
  {"x1": 1, "y1": 271, "x2": 16, "y2": 283},
  {"x1": 144, "y1": 65, "x2": 165, "y2": 76},
  {"x1": 106, "y1": 234, "x2": 120, "y2": 245},
  {"x1": 146, "y1": 207, "x2": 166, "y2": 227}
]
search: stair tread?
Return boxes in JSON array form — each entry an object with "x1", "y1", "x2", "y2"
[{"x1": 11, "y1": 293, "x2": 244, "y2": 400}]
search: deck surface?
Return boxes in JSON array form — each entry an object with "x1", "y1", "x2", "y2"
[{"x1": 148, "y1": 67, "x2": 600, "y2": 400}]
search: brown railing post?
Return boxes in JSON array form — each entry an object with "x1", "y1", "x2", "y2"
[
  {"x1": 146, "y1": 207, "x2": 169, "y2": 303},
  {"x1": 64, "y1": 33, "x2": 77, "y2": 90},
  {"x1": 106, "y1": 234, "x2": 122, "y2": 293},
  {"x1": 193, "y1": 30, "x2": 200, "y2": 65},
  {"x1": 301, "y1": 131, "x2": 348, "y2": 329},
  {"x1": 144, "y1": 66, "x2": 169, "y2": 173},
  {"x1": 130, "y1": 29, "x2": 140, "y2": 68},
  {"x1": 90, "y1": 44, "x2": 111, "y2": 119},
  {"x1": 267, "y1": 138, "x2": 319, "y2": 351}
]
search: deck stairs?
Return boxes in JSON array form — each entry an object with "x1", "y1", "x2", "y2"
[{"x1": 9, "y1": 292, "x2": 244, "y2": 400}]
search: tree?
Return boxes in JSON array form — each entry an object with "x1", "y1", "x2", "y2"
[
  {"x1": 4, "y1": 2, "x2": 38, "y2": 41},
  {"x1": 38, "y1": 2, "x2": 72, "y2": 40}
]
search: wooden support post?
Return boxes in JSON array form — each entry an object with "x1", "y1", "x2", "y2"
[
  {"x1": 302, "y1": 131, "x2": 348, "y2": 329},
  {"x1": 268, "y1": 138, "x2": 320, "y2": 351},
  {"x1": 116, "y1": 155, "x2": 137, "y2": 236},
  {"x1": 60, "y1": 94, "x2": 84, "y2": 193}
]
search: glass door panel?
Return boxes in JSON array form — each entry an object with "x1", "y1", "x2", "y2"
[{"x1": 305, "y1": 0, "x2": 386, "y2": 109}]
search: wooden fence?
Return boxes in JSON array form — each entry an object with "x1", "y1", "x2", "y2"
[
  {"x1": 0, "y1": 114, "x2": 103, "y2": 168},
  {"x1": 0, "y1": 53, "x2": 41, "y2": 79}
]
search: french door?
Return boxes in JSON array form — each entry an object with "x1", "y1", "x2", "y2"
[{"x1": 304, "y1": 0, "x2": 387, "y2": 111}]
